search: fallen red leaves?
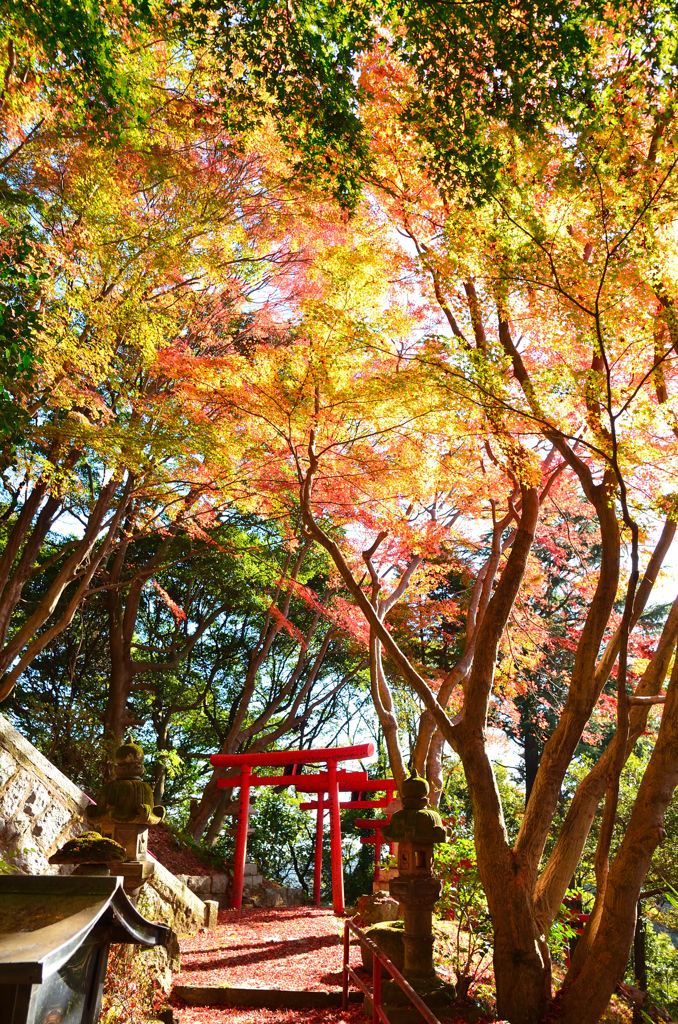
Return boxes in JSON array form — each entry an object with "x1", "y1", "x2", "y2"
[
  {"x1": 172, "y1": 906, "x2": 373, "y2": 1023},
  {"x1": 175, "y1": 906, "x2": 349, "y2": 992},
  {"x1": 174, "y1": 1007, "x2": 366, "y2": 1024},
  {"x1": 148, "y1": 824, "x2": 218, "y2": 877},
  {"x1": 170, "y1": 906, "x2": 497, "y2": 1024}
]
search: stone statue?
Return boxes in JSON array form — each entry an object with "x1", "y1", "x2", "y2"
[
  {"x1": 87, "y1": 741, "x2": 165, "y2": 899},
  {"x1": 88, "y1": 741, "x2": 165, "y2": 827},
  {"x1": 381, "y1": 773, "x2": 455, "y2": 1023}
]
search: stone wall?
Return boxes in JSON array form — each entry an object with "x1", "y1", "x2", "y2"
[
  {"x1": 0, "y1": 713, "x2": 93, "y2": 874},
  {"x1": 0, "y1": 713, "x2": 209, "y2": 936},
  {"x1": 175, "y1": 871, "x2": 231, "y2": 904},
  {"x1": 175, "y1": 863, "x2": 308, "y2": 908}
]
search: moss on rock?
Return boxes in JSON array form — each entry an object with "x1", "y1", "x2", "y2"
[{"x1": 49, "y1": 830, "x2": 126, "y2": 864}]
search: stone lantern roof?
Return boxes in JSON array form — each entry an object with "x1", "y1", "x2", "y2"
[{"x1": 382, "y1": 774, "x2": 448, "y2": 845}]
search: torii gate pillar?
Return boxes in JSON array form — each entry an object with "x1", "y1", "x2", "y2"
[
  {"x1": 231, "y1": 764, "x2": 251, "y2": 912},
  {"x1": 313, "y1": 791, "x2": 324, "y2": 907},
  {"x1": 327, "y1": 759, "x2": 344, "y2": 915}
]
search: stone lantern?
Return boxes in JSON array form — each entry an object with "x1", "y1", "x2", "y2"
[
  {"x1": 87, "y1": 741, "x2": 165, "y2": 899},
  {"x1": 382, "y1": 773, "x2": 455, "y2": 1023}
]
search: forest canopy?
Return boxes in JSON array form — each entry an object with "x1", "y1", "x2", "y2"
[{"x1": 1, "y1": 2, "x2": 678, "y2": 1023}]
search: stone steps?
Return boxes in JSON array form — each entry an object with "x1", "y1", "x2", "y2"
[{"x1": 174, "y1": 983, "x2": 363, "y2": 1009}]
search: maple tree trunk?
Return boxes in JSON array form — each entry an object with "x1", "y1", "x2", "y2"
[
  {"x1": 450, "y1": 488, "x2": 549, "y2": 1024},
  {"x1": 205, "y1": 790, "x2": 232, "y2": 846},
  {"x1": 524, "y1": 727, "x2": 540, "y2": 805},
  {"x1": 369, "y1": 632, "x2": 407, "y2": 790},
  {"x1": 533, "y1": 598, "x2": 678, "y2": 933},
  {"x1": 461, "y1": 728, "x2": 552, "y2": 1024},
  {"x1": 103, "y1": 549, "x2": 133, "y2": 746},
  {"x1": 558, "y1": 655, "x2": 678, "y2": 1024},
  {"x1": 0, "y1": 492, "x2": 59, "y2": 647},
  {"x1": 425, "y1": 729, "x2": 445, "y2": 806},
  {"x1": 188, "y1": 764, "x2": 228, "y2": 839},
  {"x1": 152, "y1": 718, "x2": 171, "y2": 804},
  {"x1": 104, "y1": 655, "x2": 134, "y2": 746}
]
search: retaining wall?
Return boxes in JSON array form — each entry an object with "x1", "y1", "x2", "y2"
[{"x1": 0, "y1": 713, "x2": 211, "y2": 992}]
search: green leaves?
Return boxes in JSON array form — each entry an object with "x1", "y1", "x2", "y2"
[
  {"x1": 178, "y1": 0, "x2": 377, "y2": 208},
  {"x1": 387, "y1": 0, "x2": 598, "y2": 200},
  {"x1": 0, "y1": 225, "x2": 45, "y2": 465},
  {"x1": 1, "y1": 0, "x2": 160, "y2": 128}
]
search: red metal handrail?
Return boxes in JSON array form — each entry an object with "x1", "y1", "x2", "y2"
[{"x1": 342, "y1": 917, "x2": 443, "y2": 1024}]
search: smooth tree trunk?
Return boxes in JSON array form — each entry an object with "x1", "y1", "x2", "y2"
[{"x1": 558, "y1": 653, "x2": 678, "y2": 1024}]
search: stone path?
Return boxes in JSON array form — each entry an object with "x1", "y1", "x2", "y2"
[{"x1": 171, "y1": 906, "x2": 367, "y2": 1022}]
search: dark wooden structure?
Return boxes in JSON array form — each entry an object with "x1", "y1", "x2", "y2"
[{"x1": 0, "y1": 874, "x2": 169, "y2": 1024}]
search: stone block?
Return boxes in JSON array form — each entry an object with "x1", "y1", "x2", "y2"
[
  {"x1": 32, "y1": 801, "x2": 71, "y2": 849},
  {"x1": 135, "y1": 945, "x2": 172, "y2": 995},
  {"x1": 355, "y1": 891, "x2": 400, "y2": 926},
  {"x1": 187, "y1": 875, "x2": 211, "y2": 895},
  {"x1": 174, "y1": 984, "x2": 347, "y2": 1009},
  {"x1": 210, "y1": 874, "x2": 228, "y2": 893},
  {"x1": 9, "y1": 836, "x2": 51, "y2": 876},
  {"x1": 0, "y1": 749, "x2": 17, "y2": 788},
  {"x1": 137, "y1": 884, "x2": 174, "y2": 929},
  {"x1": 204, "y1": 900, "x2": 218, "y2": 931},
  {"x1": 23, "y1": 781, "x2": 50, "y2": 817},
  {"x1": 147, "y1": 856, "x2": 206, "y2": 936},
  {"x1": 361, "y1": 921, "x2": 405, "y2": 977},
  {"x1": 0, "y1": 770, "x2": 31, "y2": 819},
  {"x1": 282, "y1": 887, "x2": 305, "y2": 907},
  {"x1": 243, "y1": 862, "x2": 258, "y2": 876},
  {"x1": 4, "y1": 812, "x2": 31, "y2": 841},
  {"x1": 255, "y1": 888, "x2": 284, "y2": 908}
]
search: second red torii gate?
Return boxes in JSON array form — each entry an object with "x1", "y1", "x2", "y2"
[
  {"x1": 356, "y1": 817, "x2": 391, "y2": 885},
  {"x1": 211, "y1": 743, "x2": 376, "y2": 914},
  {"x1": 297, "y1": 777, "x2": 397, "y2": 903}
]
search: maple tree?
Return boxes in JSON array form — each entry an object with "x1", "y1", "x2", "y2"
[
  {"x1": 0, "y1": 31, "x2": 322, "y2": 699},
  {"x1": 163, "y1": 8, "x2": 678, "y2": 1022},
  {"x1": 312, "y1": 11, "x2": 678, "y2": 1023}
]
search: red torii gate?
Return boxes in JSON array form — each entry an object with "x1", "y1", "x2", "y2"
[
  {"x1": 210, "y1": 743, "x2": 375, "y2": 914},
  {"x1": 355, "y1": 817, "x2": 391, "y2": 884},
  {"x1": 298, "y1": 778, "x2": 397, "y2": 902}
]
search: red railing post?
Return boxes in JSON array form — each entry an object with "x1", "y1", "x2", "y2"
[
  {"x1": 342, "y1": 919, "x2": 350, "y2": 1010},
  {"x1": 231, "y1": 763, "x2": 251, "y2": 910},
  {"x1": 313, "y1": 790, "x2": 324, "y2": 906}
]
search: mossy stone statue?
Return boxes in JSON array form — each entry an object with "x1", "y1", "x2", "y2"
[
  {"x1": 88, "y1": 742, "x2": 165, "y2": 826},
  {"x1": 379, "y1": 773, "x2": 455, "y2": 1023},
  {"x1": 87, "y1": 741, "x2": 164, "y2": 892}
]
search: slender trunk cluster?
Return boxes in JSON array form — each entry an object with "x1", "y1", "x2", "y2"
[{"x1": 298, "y1": 311, "x2": 678, "y2": 1023}]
